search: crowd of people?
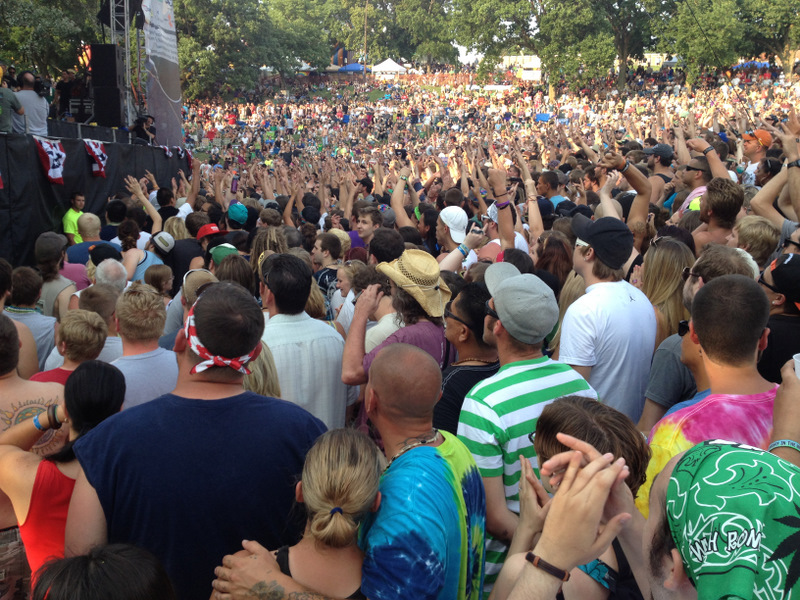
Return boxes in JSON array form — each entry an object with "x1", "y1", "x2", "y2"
[{"x1": 1, "y1": 58, "x2": 800, "y2": 600}]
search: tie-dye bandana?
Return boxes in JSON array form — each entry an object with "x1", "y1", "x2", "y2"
[{"x1": 667, "y1": 440, "x2": 800, "y2": 600}]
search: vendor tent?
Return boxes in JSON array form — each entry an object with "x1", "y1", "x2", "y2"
[{"x1": 372, "y1": 58, "x2": 406, "y2": 73}]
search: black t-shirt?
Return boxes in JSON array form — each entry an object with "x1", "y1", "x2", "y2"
[
  {"x1": 758, "y1": 313, "x2": 800, "y2": 383},
  {"x1": 56, "y1": 80, "x2": 73, "y2": 111},
  {"x1": 434, "y1": 362, "x2": 500, "y2": 435},
  {"x1": 158, "y1": 206, "x2": 180, "y2": 222},
  {"x1": 166, "y1": 238, "x2": 205, "y2": 296}
]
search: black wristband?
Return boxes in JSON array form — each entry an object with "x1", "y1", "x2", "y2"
[
  {"x1": 525, "y1": 552, "x2": 571, "y2": 582},
  {"x1": 47, "y1": 404, "x2": 62, "y2": 430},
  {"x1": 702, "y1": 146, "x2": 715, "y2": 155}
]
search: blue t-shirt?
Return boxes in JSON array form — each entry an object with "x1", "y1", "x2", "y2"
[
  {"x1": 358, "y1": 431, "x2": 485, "y2": 600},
  {"x1": 550, "y1": 195, "x2": 568, "y2": 207},
  {"x1": 664, "y1": 389, "x2": 712, "y2": 417},
  {"x1": 66, "y1": 240, "x2": 121, "y2": 265},
  {"x1": 74, "y1": 392, "x2": 326, "y2": 600}
]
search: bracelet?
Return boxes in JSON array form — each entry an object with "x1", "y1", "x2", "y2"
[
  {"x1": 494, "y1": 191, "x2": 509, "y2": 199},
  {"x1": 525, "y1": 553, "x2": 570, "y2": 582},
  {"x1": 457, "y1": 243, "x2": 468, "y2": 257},
  {"x1": 33, "y1": 414, "x2": 45, "y2": 432},
  {"x1": 400, "y1": 175, "x2": 409, "y2": 181},
  {"x1": 768, "y1": 439, "x2": 800, "y2": 454},
  {"x1": 619, "y1": 161, "x2": 631, "y2": 174},
  {"x1": 702, "y1": 146, "x2": 715, "y2": 155},
  {"x1": 47, "y1": 404, "x2": 62, "y2": 430},
  {"x1": 495, "y1": 201, "x2": 511, "y2": 209}
]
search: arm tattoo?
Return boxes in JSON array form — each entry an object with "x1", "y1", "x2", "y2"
[{"x1": 246, "y1": 582, "x2": 336, "y2": 600}]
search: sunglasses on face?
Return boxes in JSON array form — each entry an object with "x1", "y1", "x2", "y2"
[
  {"x1": 678, "y1": 320, "x2": 690, "y2": 337},
  {"x1": 444, "y1": 301, "x2": 472, "y2": 329},
  {"x1": 783, "y1": 238, "x2": 800, "y2": 251},
  {"x1": 682, "y1": 267, "x2": 700, "y2": 282},
  {"x1": 685, "y1": 166, "x2": 709, "y2": 174},
  {"x1": 758, "y1": 272, "x2": 780, "y2": 294},
  {"x1": 485, "y1": 300, "x2": 499, "y2": 320}
]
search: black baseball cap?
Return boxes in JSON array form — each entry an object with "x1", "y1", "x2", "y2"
[{"x1": 571, "y1": 214, "x2": 633, "y2": 270}]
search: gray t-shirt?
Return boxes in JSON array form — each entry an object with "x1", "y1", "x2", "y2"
[
  {"x1": 12, "y1": 90, "x2": 49, "y2": 135},
  {"x1": 644, "y1": 333, "x2": 697, "y2": 409},
  {"x1": 112, "y1": 347, "x2": 179, "y2": 410},
  {"x1": 44, "y1": 336, "x2": 123, "y2": 371},
  {"x1": 3, "y1": 309, "x2": 55, "y2": 371}
]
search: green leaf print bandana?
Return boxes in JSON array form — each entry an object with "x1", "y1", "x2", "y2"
[{"x1": 667, "y1": 440, "x2": 800, "y2": 600}]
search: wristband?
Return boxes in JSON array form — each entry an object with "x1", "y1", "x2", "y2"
[
  {"x1": 525, "y1": 553, "x2": 570, "y2": 582},
  {"x1": 619, "y1": 161, "x2": 631, "y2": 174},
  {"x1": 787, "y1": 159, "x2": 800, "y2": 169},
  {"x1": 33, "y1": 414, "x2": 45, "y2": 432},
  {"x1": 457, "y1": 243, "x2": 468, "y2": 257},
  {"x1": 702, "y1": 146, "x2": 715, "y2": 155},
  {"x1": 47, "y1": 404, "x2": 62, "y2": 430},
  {"x1": 768, "y1": 439, "x2": 800, "y2": 454},
  {"x1": 495, "y1": 201, "x2": 511, "y2": 209},
  {"x1": 400, "y1": 175, "x2": 409, "y2": 181}
]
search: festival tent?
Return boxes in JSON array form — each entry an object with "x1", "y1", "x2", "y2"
[
  {"x1": 339, "y1": 63, "x2": 371, "y2": 73},
  {"x1": 372, "y1": 58, "x2": 407, "y2": 74}
]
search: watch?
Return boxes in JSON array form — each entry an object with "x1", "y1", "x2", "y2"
[
  {"x1": 702, "y1": 146, "x2": 715, "y2": 155},
  {"x1": 788, "y1": 159, "x2": 800, "y2": 169}
]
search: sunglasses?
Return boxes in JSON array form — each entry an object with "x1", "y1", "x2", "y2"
[
  {"x1": 485, "y1": 300, "x2": 499, "y2": 320},
  {"x1": 678, "y1": 320, "x2": 690, "y2": 337},
  {"x1": 444, "y1": 301, "x2": 472, "y2": 329},
  {"x1": 783, "y1": 238, "x2": 800, "y2": 251},
  {"x1": 681, "y1": 267, "x2": 700, "y2": 282},
  {"x1": 758, "y1": 272, "x2": 780, "y2": 294},
  {"x1": 685, "y1": 166, "x2": 709, "y2": 174},
  {"x1": 183, "y1": 268, "x2": 212, "y2": 290}
]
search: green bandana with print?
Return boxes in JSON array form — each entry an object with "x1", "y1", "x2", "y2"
[{"x1": 667, "y1": 440, "x2": 800, "y2": 600}]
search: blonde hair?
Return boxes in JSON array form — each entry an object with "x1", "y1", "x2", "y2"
[
  {"x1": 305, "y1": 281, "x2": 326, "y2": 319},
  {"x1": 115, "y1": 282, "x2": 167, "y2": 340},
  {"x1": 302, "y1": 429, "x2": 384, "y2": 548},
  {"x1": 164, "y1": 216, "x2": 190, "y2": 241},
  {"x1": 328, "y1": 228, "x2": 351, "y2": 255},
  {"x1": 58, "y1": 309, "x2": 107, "y2": 362},
  {"x1": 641, "y1": 238, "x2": 695, "y2": 346},
  {"x1": 250, "y1": 227, "x2": 288, "y2": 273},
  {"x1": 77, "y1": 213, "x2": 101, "y2": 238},
  {"x1": 733, "y1": 215, "x2": 780, "y2": 268},
  {"x1": 242, "y1": 342, "x2": 281, "y2": 398},
  {"x1": 549, "y1": 271, "x2": 586, "y2": 357}
]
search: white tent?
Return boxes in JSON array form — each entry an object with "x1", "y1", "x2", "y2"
[{"x1": 372, "y1": 58, "x2": 407, "y2": 73}]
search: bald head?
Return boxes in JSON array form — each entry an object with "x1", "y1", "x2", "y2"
[{"x1": 368, "y1": 343, "x2": 442, "y2": 422}]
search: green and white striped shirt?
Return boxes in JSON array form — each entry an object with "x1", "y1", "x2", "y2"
[{"x1": 457, "y1": 356, "x2": 597, "y2": 595}]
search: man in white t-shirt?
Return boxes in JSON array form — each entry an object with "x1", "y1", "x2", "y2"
[
  {"x1": 560, "y1": 214, "x2": 656, "y2": 421},
  {"x1": 437, "y1": 206, "x2": 478, "y2": 270},
  {"x1": 477, "y1": 201, "x2": 529, "y2": 262}
]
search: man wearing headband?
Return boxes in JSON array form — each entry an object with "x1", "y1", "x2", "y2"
[{"x1": 66, "y1": 283, "x2": 326, "y2": 600}]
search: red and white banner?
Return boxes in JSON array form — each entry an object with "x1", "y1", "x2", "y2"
[
  {"x1": 159, "y1": 145, "x2": 173, "y2": 158},
  {"x1": 84, "y1": 140, "x2": 108, "y2": 178},
  {"x1": 186, "y1": 148, "x2": 194, "y2": 171},
  {"x1": 33, "y1": 136, "x2": 66, "y2": 185}
]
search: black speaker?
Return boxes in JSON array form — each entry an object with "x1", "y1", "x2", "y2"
[
  {"x1": 91, "y1": 44, "x2": 125, "y2": 88},
  {"x1": 94, "y1": 86, "x2": 125, "y2": 127}
]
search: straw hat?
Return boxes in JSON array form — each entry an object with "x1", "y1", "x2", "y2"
[{"x1": 376, "y1": 249, "x2": 451, "y2": 318}]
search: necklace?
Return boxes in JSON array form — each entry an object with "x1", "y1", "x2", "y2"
[
  {"x1": 451, "y1": 357, "x2": 496, "y2": 366},
  {"x1": 385, "y1": 429, "x2": 440, "y2": 471}
]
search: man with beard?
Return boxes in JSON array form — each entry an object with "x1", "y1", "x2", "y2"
[{"x1": 691, "y1": 178, "x2": 743, "y2": 256}]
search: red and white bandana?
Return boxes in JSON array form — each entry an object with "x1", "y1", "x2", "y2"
[{"x1": 183, "y1": 303, "x2": 261, "y2": 375}]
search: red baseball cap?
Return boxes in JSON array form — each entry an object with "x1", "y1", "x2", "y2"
[{"x1": 196, "y1": 223, "x2": 228, "y2": 240}]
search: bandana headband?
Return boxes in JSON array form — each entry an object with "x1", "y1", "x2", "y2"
[{"x1": 183, "y1": 303, "x2": 261, "y2": 375}]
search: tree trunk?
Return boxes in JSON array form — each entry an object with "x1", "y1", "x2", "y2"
[{"x1": 617, "y1": 51, "x2": 628, "y2": 91}]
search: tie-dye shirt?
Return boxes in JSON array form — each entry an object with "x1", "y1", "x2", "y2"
[
  {"x1": 635, "y1": 386, "x2": 778, "y2": 517},
  {"x1": 358, "y1": 431, "x2": 486, "y2": 600}
]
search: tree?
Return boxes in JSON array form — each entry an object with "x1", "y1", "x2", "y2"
[
  {"x1": 740, "y1": 0, "x2": 800, "y2": 76},
  {"x1": 0, "y1": 0, "x2": 100, "y2": 76}
]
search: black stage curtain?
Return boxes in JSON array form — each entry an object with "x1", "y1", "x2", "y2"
[{"x1": 0, "y1": 133, "x2": 189, "y2": 266}]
